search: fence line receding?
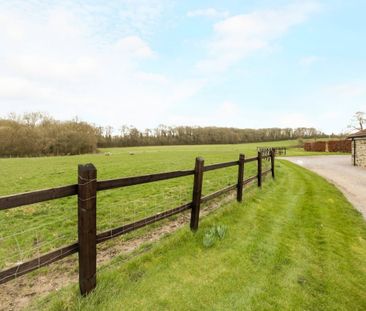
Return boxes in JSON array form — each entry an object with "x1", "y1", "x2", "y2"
[{"x1": 0, "y1": 150, "x2": 276, "y2": 295}]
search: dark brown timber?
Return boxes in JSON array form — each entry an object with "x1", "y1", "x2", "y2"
[
  {"x1": 257, "y1": 151, "x2": 262, "y2": 188},
  {"x1": 0, "y1": 184, "x2": 77, "y2": 211},
  {"x1": 0, "y1": 243, "x2": 78, "y2": 285},
  {"x1": 204, "y1": 160, "x2": 238, "y2": 172},
  {"x1": 237, "y1": 154, "x2": 245, "y2": 202},
  {"x1": 271, "y1": 149, "x2": 275, "y2": 179},
  {"x1": 244, "y1": 156, "x2": 258, "y2": 163},
  {"x1": 190, "y1": 157, "x2": 204, "y2": 231},
  {"x1": 97, "y1": 202, "x2": 191, "y2": 243},
  {"x1": 244, "y1": 175, "x2": 258, "y2": 185},
  {"x1": 201, "y1": 184, "x2": 237, "y2": 203},
  {"x1": 78, "y1": 164, "x2": 97, "y2": 296},
  {"x1": 0, "y1": 152, "x2": 276, "y2": 289},
  {"x1": 97, "y1": 170, "x2": 194, "y2": 191}
]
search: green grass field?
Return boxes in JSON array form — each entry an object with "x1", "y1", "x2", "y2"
[
  {"x1": 0, "y1": 141, "x2": 348, "y2": 271},
  {"x1": 28, "y1": 160, "x2": 366, "y2": 310},
  {"x1": 0, "y1": 140, "x2": 289, "y2": 270},
  {"x1": 0, "y1": 140, "x2": 363, "y2": 310}
]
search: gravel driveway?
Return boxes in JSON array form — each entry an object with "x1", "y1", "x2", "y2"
[{"x1": 283, "y1": 155, "x2": 366, "y2": 219}]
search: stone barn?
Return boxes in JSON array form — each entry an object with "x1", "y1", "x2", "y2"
[{"x1": 348, "y1": 130, "x2": 366, "y2": 167}]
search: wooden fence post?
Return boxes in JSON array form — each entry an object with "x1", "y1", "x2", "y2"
[
  {"x1": 257, "y1": 151, "x2": 262, "y2": 188},
  {"x1": 190, "y1": 157, "x2": 204, "y2": 231},
  {"x1": 78, "y1": 164, "x2": 97, "y2": 296},
  {"x1": 237, "y1": 154, "x2": 245, "y2": 202},
  {"x1": 271, "y1": 149, "x2": 275, "y2": 179}
]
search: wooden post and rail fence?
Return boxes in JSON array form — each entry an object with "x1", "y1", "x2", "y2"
[
  {"x1": 0, "y1": 150, "x2": 276, "y2": 295},
  {"x1": 257, "y1": 147, "x2": 286, "y2": 157}
]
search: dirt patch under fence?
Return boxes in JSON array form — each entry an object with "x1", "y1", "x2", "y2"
[{"x1": 0, "y1": 189, "x2": 241, "y2": 311}]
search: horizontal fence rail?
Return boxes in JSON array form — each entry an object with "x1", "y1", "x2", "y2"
[
  {"x1": 0, "y1": 150, "x2": 277, "y2": 295},
  {"x1": 0, "y1": 184, "x2": 78, "y2": 211},
  {"x1": 204, "y1": 160, "x2": 238, "y2": 172},
  {"x1": 244, "y1": 156, "x2": 260, "y2": 163},
  {"x1": 96, "y1": 202, "x2": 192, "y2": 243},
  {"x1": 200, "y1": 184, "x2": 237, "y2": 203},
  {"x1": 0, "y1": 243, "x2": 79, "y2": 284},
  {"x1": 97, "y1": 169, "x2": 195, "y2": 191}
]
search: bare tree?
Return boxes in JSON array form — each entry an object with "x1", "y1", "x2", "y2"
[{"x1": 348, "y1": 111, "x2": 366, "y2": 131}]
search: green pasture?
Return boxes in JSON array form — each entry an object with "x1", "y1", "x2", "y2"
[
  {"x1": 30, "y1": 160, "x2": 366, "y2": 310},
  {"x1": 0, "y1": 140, "x2": 301, "y2": 269}
]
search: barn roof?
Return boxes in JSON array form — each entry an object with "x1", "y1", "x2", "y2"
[{"x1": 347, "y1": 129, "x2": 366, "y2": 139}]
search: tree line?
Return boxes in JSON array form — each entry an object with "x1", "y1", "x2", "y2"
[
  {"x1": 0, "y1": 113, "x2": 97, "y2": 157},
  {"x1": 97, "y1": 125, "x2": 327, "y2": 147},
  {"x1": 0, "y1": 113, "x2": 330, "y2": 157}
]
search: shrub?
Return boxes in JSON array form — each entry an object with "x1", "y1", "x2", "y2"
[
  {"x1": 304, "y1": 140, "x2": 351, "y2": 153},
  {"x1": 202, "y1": 224, "x2": 228, "y2": 248},
  {"x1": 328, "y1": 140, "x2": 351, "y2": 153}
]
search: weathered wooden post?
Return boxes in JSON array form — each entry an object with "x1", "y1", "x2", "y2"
[
  {"x1": 78, "y1": 164, "x2": 97, "y2": 295},
  {"x1": 190, "y1": 157, "x2": 204, "y2": 231},
  {"x1": 257, "y1": 151, "x2": 262, "y2": 188},
  {"x1": 271, "y1": 149, "x2": 275, "y2": 179},
  {"x1": 237, "y1": 154, "x2": 245, "y2": 202}
]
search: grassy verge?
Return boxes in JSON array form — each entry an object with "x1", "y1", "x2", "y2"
[
  {"x1": 283, "y1": 147, "x2": 348, "y2": 157},
  {"x1": 30, "y1": 160, "x2": 366, "y2": 310}
]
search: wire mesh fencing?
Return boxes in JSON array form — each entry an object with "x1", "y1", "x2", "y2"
[{"x1": 0, "y1": 151, "x2": 276, "y2": 295}]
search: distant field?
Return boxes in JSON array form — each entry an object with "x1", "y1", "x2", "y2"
[
  {"x1": 0, "y1": 140, "x2": 345, "y2": 271},
  {"x1": 31, "y1": 161, "x2": 366, "y2": 310}
]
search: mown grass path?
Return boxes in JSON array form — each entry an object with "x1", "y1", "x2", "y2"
[{"x1": 31, "y1": 160, "x2": 366, "y2": 310}]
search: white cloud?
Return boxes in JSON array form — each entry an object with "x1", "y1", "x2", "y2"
[
  {"x1": 0, "y1": 2, "x2": 205, "y2": 129},
  {"x1": 2, "y1": 1, "x2": 348, "y2": 134},
  {"x1": 117, "y1": 0, "x2": 169, "y2": 35},
  {"x1": 326, "y1": 82, "x2": 366, "y2": 98},
  {"x1": 277, "y1": 112, "x2": 314, "y2": 128},
  {"x1": 114, "y1": 36, "x2": 155, "y2": 59},
  {"x1": 0, "y1": 11, "x2": 25, "y2": 40},
  {"x1": 168, "y1": 101, "x2": 245, "y2": 127},
  {"x1": 7, "y1": 56, "x2": 98, "y2": 81},
  {"x1": 0, "y1": 76, "x2": 55, "y2": 100},
  {"x1": 187, "y1": 8, "x2": 229, "y2": 19},
  {"x1": 299, "y1": 55, "x2": 322, "y2": 66},
  {"x1": 318, "y1": 81, "x2": 366, "y2": 132},
  {"x1": 215, "y1": 101, "x2": 240, "y2": 119},
  {"x1": 197, "y1": 2, "x2": 320, "y2": 73},
  {"x1": 275, "y1": 81, "x2": 366, "y2": 134},
  {"x1": 133, "y1": 72, "x2": 168, "y2": 84}
]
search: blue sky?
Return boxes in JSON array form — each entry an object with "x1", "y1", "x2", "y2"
[{"x1": 0, "y1": 0, "x2": 365, "y2": 133}]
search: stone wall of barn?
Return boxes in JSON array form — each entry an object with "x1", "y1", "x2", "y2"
[{"x1": 352, "y1": 139, "x2": 366, "y2": 167}]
